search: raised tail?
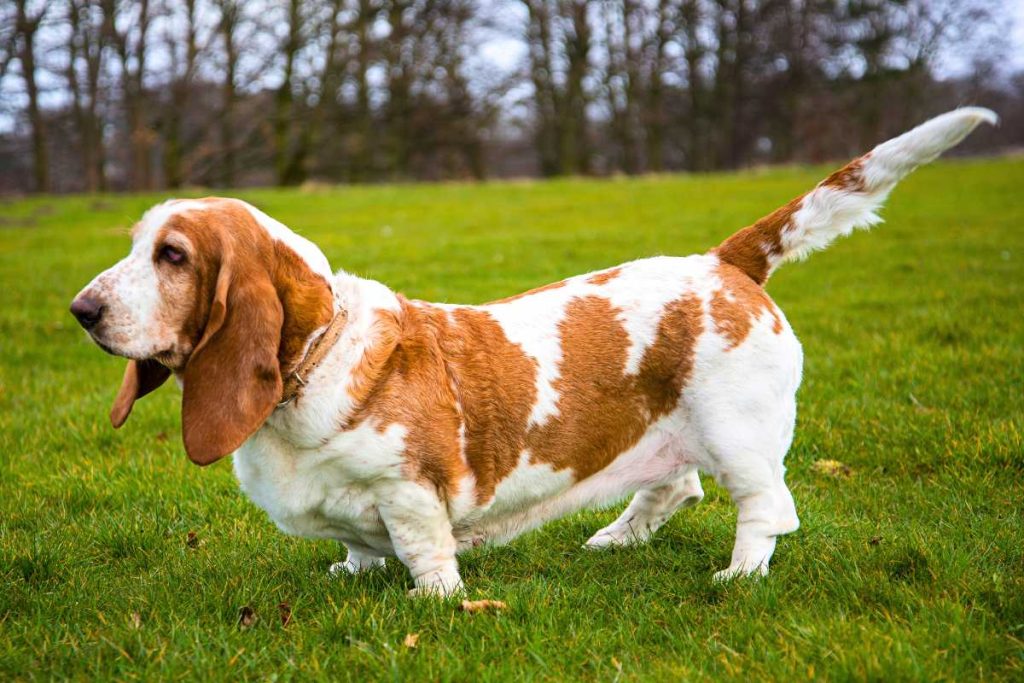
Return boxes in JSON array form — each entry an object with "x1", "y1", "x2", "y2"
[{"x1": 715, "y1": 107, "x2": 998, "y2": 284}]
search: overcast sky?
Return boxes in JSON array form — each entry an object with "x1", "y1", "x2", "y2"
[
  {"x1": 1, "y1": 1, "x2": 1022, "y2": 136},
  {"x1": 1013, "y1": 1, "x2": 1024, "y2": 71}
]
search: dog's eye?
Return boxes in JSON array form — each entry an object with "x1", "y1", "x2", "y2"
[{"x1": 159, "y1": 245, "x2": 186, "y2": 265}]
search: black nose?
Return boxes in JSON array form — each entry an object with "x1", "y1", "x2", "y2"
[{"x1": 70, "y1": 295, "x2": 104, "y2": 330}]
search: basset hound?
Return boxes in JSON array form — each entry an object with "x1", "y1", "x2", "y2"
[{"x1": 70, "y1": 108, "x2": 995, "y2": 596}]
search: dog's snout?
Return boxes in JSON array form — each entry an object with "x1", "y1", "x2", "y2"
[{"x1": 70, "y1": 295, "x2": 105, "y2": 330}]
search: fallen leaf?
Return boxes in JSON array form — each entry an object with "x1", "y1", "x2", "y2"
[
  {"x1": 237, "y1": 606, "x2": 257, "y2": 629},
  {"x1": 869, "y1": 536, "x2": 882, "y2": 546},
  {"x1": 908, "y1": 394, "x2": 935, "y2": 413},
  {"x1": 278, "y1": 602, "x2": 292, "y2": 628},
  {"x1": 130, "y1": 611, "x2": 142, "y2": 629},
  {"x1": 459, "y1": 599, "x2": 507, "y2": 613},
  {"x1": 403, "y1": 633, "x2": 420, "y2": 648},
  {"x1": 186, "y1": 531, "x2": 200, "y2": 548},
  {"x1": 155, "y1": 431, "x2": 169, "y2": 442},
  {"x1": 811, "y1": 459, "x2": 853, "y2": 478}
]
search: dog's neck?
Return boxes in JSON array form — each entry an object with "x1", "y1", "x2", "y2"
[
  {"x1": 279, "y1": 297, "x2": 350, "y2": 406},
  {"x1": 262, "y1": 272, "x2": 403, "y2": 448}
]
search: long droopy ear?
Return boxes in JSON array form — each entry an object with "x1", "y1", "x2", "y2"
[
  {"x1": 181, "y1": 250, "x2": 284, "y2": 466},
  {"x1": 110, "y1": 359, "x2": 172, "y2": 428}
]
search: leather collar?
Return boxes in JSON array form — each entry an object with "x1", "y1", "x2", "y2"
[{"x1": 278, "y1": 308, "x2": 348, "y2": 406}]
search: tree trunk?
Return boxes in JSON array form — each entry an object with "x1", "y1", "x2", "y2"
[
  {"x1": 15, "y1": 0, "x2": 49, "y2": 192},
  {"x1": 214, "y1": 0, "x2": 239, "y2": 186},
  {"x1": 524, "y1": 0, "x2": 561, "y2": 176},
  {"x1": 622, "y1": 0, "x2": 641, "y2": 174},
  {"x1": 562, "y1": 0, "x2": 591, "y2": 174},
  {"x1": 645, "y1": 0, "x2": 672, "y2": 173},
  {"x1": 103, "y1": 0, "x2": 152, "y2": 190},
  {"x1": 273, "y1": 0, "x2": 300, "y2": 185},
  {"x1": 681, "y1": 0, "x2": 704, "y2": 170},
  {"x1": 66, "y1": 1, "x2": 91, "y2": 190},
  {"x1": 164, "y1": 0, "x2": 198, "y2": 189},
  {"x1": 347, "y1": 0, "x2": 377, "y2": 182}
]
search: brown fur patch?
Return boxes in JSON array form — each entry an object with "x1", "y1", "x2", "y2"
[
  {"x1": 271, "y1": 239, "x2": 334, "y2": 375},
  {"x1": 347, "y1": 292, "x2": 704, "y2": 502},
  {"x1": 822, "y1": 154, "x2": 869, "y2": 192},
  {"x1": 347, "y1": 300, "x2": 465, "y2": 493},
  {"x1": 710, "y1": 263, "x2": 783, "y2": 349},
  {"x1": 525, "y1": 295, "x2": 703, "y2": 478},
  {"x1": 586, "y1": 267, "x2": 622, "y2": 285},
  {"x1": 713, "y1": 196, "x2": 800, "y2": 285},
  {"x1": 444, "y1": 308, "x2": 539, "y2": 503},
  {"x1": 346, "y1": 309, "x2": 403, "y2": 413}
]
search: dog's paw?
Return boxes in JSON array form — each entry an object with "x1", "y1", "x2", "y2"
[
  {"x1": 712, "y1": 563, "x2": 769, "y2": 583},
  {"x1": 407, "y1": 572, "x2": 465, "y2": 599},
  {"x1": 583, "y1": 525, "x2": 650, "y2": 549},
  {"x1": 407, "y1": 583, "x2": 465, "y2": 599}
]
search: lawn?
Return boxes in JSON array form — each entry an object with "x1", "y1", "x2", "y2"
[{"x1": 1, "y1": 158, "x2": 1022, "y2": 681}]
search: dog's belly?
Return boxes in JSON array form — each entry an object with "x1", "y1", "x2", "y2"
[
  {"x1": 236, "y1": 409, "x2": 698, "y2": 556},
  {"x1": 451, "y1": 416, "x2": 697, "y2": 548}
]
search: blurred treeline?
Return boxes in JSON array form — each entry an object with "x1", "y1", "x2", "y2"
[{"x1": 0, "y1": 0, "x2": 1020, "y2": 194}]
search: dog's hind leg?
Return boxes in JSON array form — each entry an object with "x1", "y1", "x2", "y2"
[
  {"x1": 712, "y1": 467, "x2": 799, "y2": 581},
  {"x1": 585, "y1": 468, "x2": 704, "y2": 548},
  {"x1": 328, "y1": 543, "x2": 387, "y2": 576},
  {"x1": 700, "y1": 395, "x2": 800, "y2": 580}
]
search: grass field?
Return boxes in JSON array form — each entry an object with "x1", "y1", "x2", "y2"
[{"x1": 1, "y1": 158, "x2": 1022, "y2": 680}]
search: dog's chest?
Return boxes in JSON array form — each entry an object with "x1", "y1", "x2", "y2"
[{"x1": 232, "y1": 426, "x2": 395, "y2": 552}]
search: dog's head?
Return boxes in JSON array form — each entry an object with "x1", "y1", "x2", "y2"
[{"x1": 70, "y1": 198, "x2": 334, "y2": 465}]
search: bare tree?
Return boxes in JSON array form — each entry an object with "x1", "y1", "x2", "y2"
[
  {"x1": 13, "y1": 0, "x2": 49, "y2": 192},
  {"x1": 159, "y1": 0, "x2": 202, "y2": 189},
  {"x1": 522, "y1": 0, "x2": 560, "y2": 175},
  {"x1": 644, "y1": 0, "x2": 675, "y2": 172},
  {"x1": 65, "y1": 0, "x2": 109, "y2": 190},
  {"x1": 102, "y1": 0, "x2": 153, "y2": 190},
  {"x1": 561, "y1": 0, "x2": 591, "y2": 174},
  {"x1": 211, "y1": 0, "x2": 240, "y2": 186},
  {"x1": 0, "y1": 0, "x2": 1015, "y2": 192}
]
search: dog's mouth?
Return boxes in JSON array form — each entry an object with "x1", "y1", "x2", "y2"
[
  {"x1": 94, "y1": 338, "x2": 117, "y2": 355},
  {"x1": 87, "y1": 330, "x2": 176, "y2": 367},
  {"x1": 84, "y1": 327, "x2": 119, "y2": 356}
]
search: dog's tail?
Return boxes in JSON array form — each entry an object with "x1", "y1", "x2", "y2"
[{"x1": 714, "y1": 107, "x2": 997, "y2": 284}]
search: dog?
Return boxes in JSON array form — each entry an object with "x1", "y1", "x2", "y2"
[{"x1": 70, "y1": 108, "x2": 995, "y2": 596}]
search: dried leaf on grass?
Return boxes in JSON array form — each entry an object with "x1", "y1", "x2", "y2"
[
  {"x1": 812, "y1": 459, "x2": 853, "y2": 478},
  {"x1": 186, "y1": 531, "x2": 201, "y2": 548},
  {"x1": 278, "y1": 602, "x2": 292, "y2": 628},
  {"x1": 403, "y1": 633, "x2": 420, "y2": 648},
  {"x1": 237, "y1": 606, "x2": 257, "y2": 629},
  {"x1": 130, "y1": 611, "x2": 142, "y2": 629},
  {"x1": 459, "y1": 599, "x2": 507, "y2": 613}
]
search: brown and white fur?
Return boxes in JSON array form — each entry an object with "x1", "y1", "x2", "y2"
[{"x1": 70, "y1": 108, "x2": 996, "y2": 596}]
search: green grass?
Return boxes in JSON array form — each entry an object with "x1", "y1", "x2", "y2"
[{"x1": 1, "y1": 158, "x2": 1022, "y2": 680}]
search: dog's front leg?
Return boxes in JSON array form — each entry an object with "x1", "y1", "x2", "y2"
[{"x1": 378, "y1": 484, "x2": 463, "y2": 598}]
